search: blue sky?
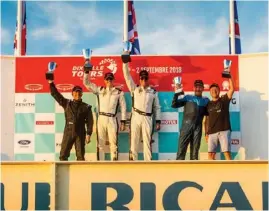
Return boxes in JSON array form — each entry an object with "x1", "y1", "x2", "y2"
[{"x1": 1, "y1": 0, "x2": 268, "y2": 55}]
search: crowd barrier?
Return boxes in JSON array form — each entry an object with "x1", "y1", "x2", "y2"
[{"x1": 1, "y1": 160, "x2": 268, "y2": 210}]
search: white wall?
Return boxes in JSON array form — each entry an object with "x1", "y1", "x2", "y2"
[
  {"x1": 1, "y1": 56, "x2": 16, "y2": 160},
  {"x1": 239, "y1": 53, "x2": 268, "y2": 160}
]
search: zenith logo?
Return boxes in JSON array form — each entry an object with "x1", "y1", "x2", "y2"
[{"x1": 15, "y1": 99, "x2": 35, "y2": 107}]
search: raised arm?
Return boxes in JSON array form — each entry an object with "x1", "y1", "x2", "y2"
[
  {"x1": 227, "y1": 76, "x2": 235, "y2": 99},
  {"x1": 204, "y1": 115, "x2": 209, "y2": 142},
  {"x1": 85, "y1": 105, "x2": 94, "y2": 136},
  {"x1": 83, "y1": 73, "x2": 99, "y2": 94},
  {"x1": 49, "y1": 81, "x2": 69, "y2": 108},
  {"x1": 171, "y1": 92, "x2": 187, "y2": 108},
  {"x1": 122, "y1": 63, "x2": 136, "y2": 92},
  {"x1": 119, "y1": 91, "x2": 127, "y2": 122}
]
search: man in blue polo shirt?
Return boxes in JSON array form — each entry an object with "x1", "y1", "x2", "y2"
[{"x1": 171, "y1": 80, "x2": 209, "y2": 160}]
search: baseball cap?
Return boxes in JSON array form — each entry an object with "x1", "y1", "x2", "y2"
[
  {"x1": 209, "y1": 83, "x2": 220, "y2": 89},
  {"x1": 72, "y1": 85, "x2": 83, "y2": 92},
  {"x1": 194, "y1": 80, "x2": 204, "y2": 87},
  {"x1": 104, "y1": 72, "x2": 115, "y2": 80}
]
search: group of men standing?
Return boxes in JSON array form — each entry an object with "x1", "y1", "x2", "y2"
[
  {"x1": 48, "y1": 55, "x2": 234, "y2": 161},
  {"x1": 172, "y1": 77, "x2": 234, "y2": 160}
]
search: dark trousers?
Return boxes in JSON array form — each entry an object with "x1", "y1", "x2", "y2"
[
  {"x1": 60, "y1": 134, "x2": 85, "y2": 161},
  {"x1": 176, "y1": 123, "x2": 202, "y2": 160}
]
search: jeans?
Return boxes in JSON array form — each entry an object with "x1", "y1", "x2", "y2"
[{"x1": 176, "y1": 122, "x2": 202, "y2": 160}]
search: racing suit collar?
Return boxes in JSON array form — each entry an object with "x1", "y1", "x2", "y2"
[
  {"x1": 73, "y1": 99, "x2": 82, "y2": 103},
  {"x1": 139, "y1": 85, "x2": 150, "y2": 90},
  {"x1": 105, "y1": 86, "x2": 116, "y2": 91}
]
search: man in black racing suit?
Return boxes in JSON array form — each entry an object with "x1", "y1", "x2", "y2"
[
  {"x1": 171, "y1": 80, "x2": 209, "y2": 160},
  {"x1": 49, "y1": 80, "x2": 94, "y2": 161}
]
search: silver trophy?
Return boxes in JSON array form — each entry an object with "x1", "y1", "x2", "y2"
[
  {"x1": 173, "y1": 76, "x2": 182, "y2": 91},
  {"x1": 222, "y1": 59, "x2": 232, "y2": 78},
  {"x1": 121, "y1": 41, "x2": 132, "y2": 63},
  {"x1": 82, "y1": 48, "x2": 93, "y2": 72},
  {"x1": 45, "y1": 62, "x2": 57, "y2": 80}
]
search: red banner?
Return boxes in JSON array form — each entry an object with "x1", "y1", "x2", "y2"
[{"x1": 15, "y1": 55, "x2": 239, "y2": 93}]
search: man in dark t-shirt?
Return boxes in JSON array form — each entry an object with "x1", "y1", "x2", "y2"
[{"x1": 204, "y1": 76, "x2": 234, "y2": 160}]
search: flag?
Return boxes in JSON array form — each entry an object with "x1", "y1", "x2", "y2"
[
  {"x1": 128, "y1": 0, "x2": 141, "y2": 55},
  {"x1": 229, "y1": 0, "x2": 241, "y2": 54},
  {"x1": 14, "y1": 0, "x2": 26, "y2": 56}
]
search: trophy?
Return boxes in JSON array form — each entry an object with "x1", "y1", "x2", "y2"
[
  {"x1": 45, "y1": 62, "x2": 57, "y2": 80},
  {"x1": 173, "y1": 76, "x2": 182, "y2": 91},
  {"x1": 82, "y1": 48, "x2": 93, "y2": 73},
  {"x1": 121, "y1": 41, "x2": 132, "y2": 63},
  {"x1": 222, "y1": 59, "x2": 232, "y2": 78}
]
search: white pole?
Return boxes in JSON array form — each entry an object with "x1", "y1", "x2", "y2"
[
  {"x1": 229, "y1": 0, "x2": 235, "y2": 55},
  {"x1": 123, "y1": 0, "x2": 128, "y2": 42},
  {"x1": 16, "y1": 0, "x2": 22, "y2": 56}
]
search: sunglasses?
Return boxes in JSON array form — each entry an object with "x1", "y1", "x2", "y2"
[
  {"x1": 140, "y1": 76, "x2": 149, "y2": 81},
  {"x1": 105, "y1": 77, "x2": 114, "y2": 81}
]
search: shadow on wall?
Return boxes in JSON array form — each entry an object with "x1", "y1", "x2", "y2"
[
  {"x1": 240, "y1": 88, "x2": 268, "y2": 160},
  {"x1": 1, "y1": 153, "x2": 10, "y2": 161},
  {"x1": 56, "y1": 165, "x2": 70, "y2": 210}
]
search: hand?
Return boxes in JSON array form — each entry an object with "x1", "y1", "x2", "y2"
[
  {"x1": 121, "y1": 54, "x2": 131, "y2": 63},
  {"x1": 205, "y1": 135, "x2": 209, "y2": 143},
  {"x1": 48, "y1": 80, "x2": 53, "y2": 84},
  {"x1": 120, "y1": 122, "x2": 125, "y2": 131},
  {"x1": 175, "y1": 84, "x2": 183, "y2": 93},
  {"x1": 156, "y1": 123, "x2": 161, "y2": 131},
  {"x1": 86, "y1": 135, "x2": 91, "y2": 144}
]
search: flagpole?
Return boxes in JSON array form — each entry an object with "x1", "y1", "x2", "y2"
[
  {"x1": 16, "y1": 0, "x2": 22, "y2": 56},
  {"x1": 229, "y1": 0, "x2": 235, "y2": 55},
  {"x1": 123, "y1": 0, "x2": 128, "y2": 42}
]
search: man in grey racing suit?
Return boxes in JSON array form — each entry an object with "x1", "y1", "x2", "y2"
[
  {"x1": 83, "y1": 71, "x2": 127, "y2": 161},
  {"x1": 122, "y1": 58, "x2": 161, "y2": 161}
]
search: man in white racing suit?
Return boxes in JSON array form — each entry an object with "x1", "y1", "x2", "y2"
[
  {"x1": 83, "y1": 71, "x2": 127, "y2": 161},
  {"x1": 122, "y1": 57, "x2": 161, "y2": 161}
]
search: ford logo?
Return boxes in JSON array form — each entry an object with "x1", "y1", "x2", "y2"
[{"x1": 18, "y1": 140, "x2": 31, "y2": 145}]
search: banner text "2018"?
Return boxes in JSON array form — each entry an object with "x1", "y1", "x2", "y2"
[{"x1": 136, "y1": 66, "x2": 182, "y2": 74}]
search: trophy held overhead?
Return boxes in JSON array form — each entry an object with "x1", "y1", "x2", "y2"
[
  {"x1": 82, "y1": 48, "x2": 93, "y2": 73},
  {"x1": 121, "y1": 41, "x2": 133, "y2": 64},
  {"x1": 46, "y1": 62, "x2": 57, "y2": 80},
  {"x1": 222, "y1": 59, "x2": 232, "y2": 78}
]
